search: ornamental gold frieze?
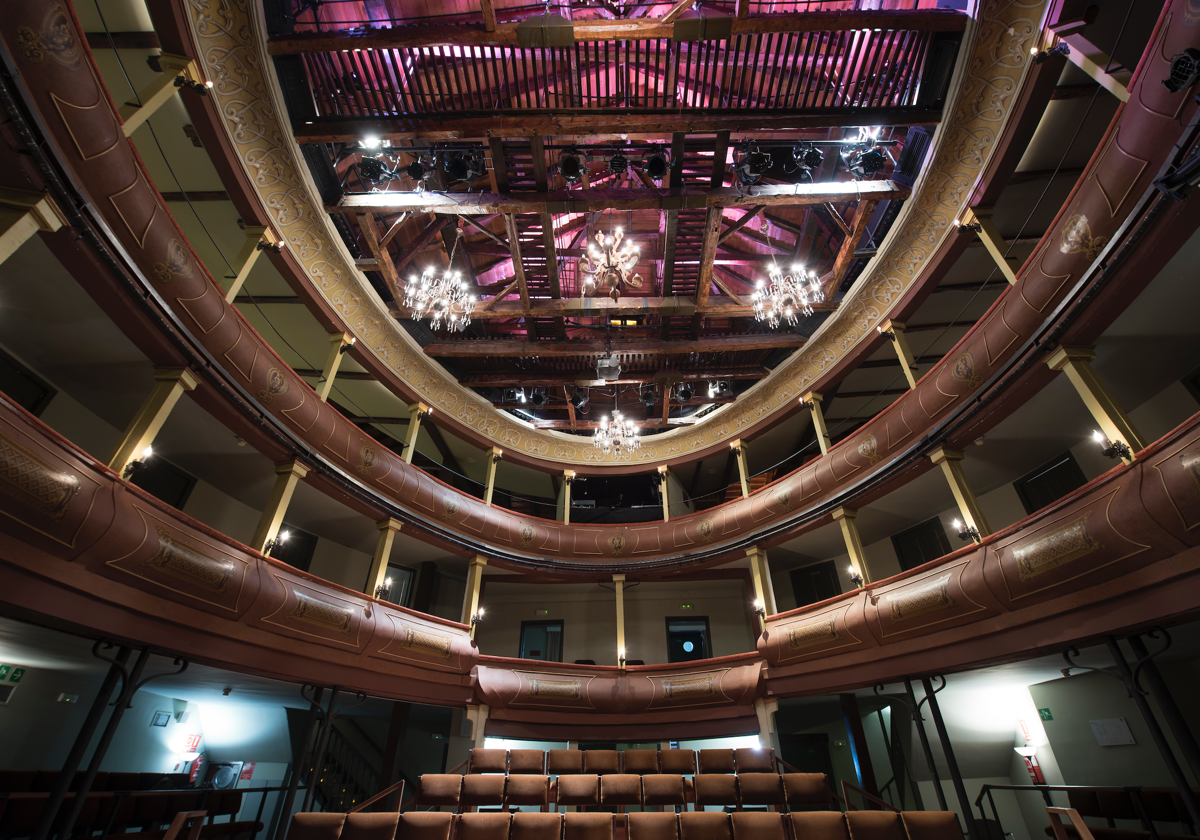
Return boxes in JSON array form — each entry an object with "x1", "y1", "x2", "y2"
[{"x1": 183, "y1": 0, "x2": 1047, "y2": 467}]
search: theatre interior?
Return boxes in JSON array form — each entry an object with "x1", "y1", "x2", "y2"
[{"x1": 2, "y1": 1, "x2": 1200, "y2": 840}]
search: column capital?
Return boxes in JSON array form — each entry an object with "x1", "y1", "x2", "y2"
[
  {"x1": 241, "y1": 224, "x2": 270, "y2": 238},
  {"x1": 745, "y1": 546, "x2": 767, "y2": 561},
  {"x1": 1046, "y1": 345, "x2": 1097, "y2": 371},
  {"x1": 376, "y1": 517, "x2": 404, "y2": 533},
  {"x1": 489, "y1": 446, "x2": 504, "y2": 460},
  {"x1": 730, "y1": 437, "x2": 745, "y2": 451},
  {"x1": 831, "y1": 506, "x2": 857, "y2": 522},
  {"x1": 613, "y1": 573, "x2": 626, "y2": 582},
  {"x1": 408, "y1": 402, "x2": 433, "y2": 418},
  {"x1": 274, "y1": 460, "x2": 309, "y2": 479},
  {"x1": 657, "y1": 465, "x2": 669, "y2": 475},
  {"x1": 880, "y1": 319, "x2": 906, "y2": 333},
  {"x1": 0, "y1": 187, "x2": 67, "y2": 232},
  {"x1": 563, "y1": 469, "x2": 576, "y2": 479},
  {"x1": 800, "y1": 390, "x2": 823, "y2": 405},
  {"x1": 329, "y1": 331, "x2": 355, "y2": 347},
  {"x1": 928, "y1": 446, "x2": 964, "y2": 466},
  {"x1": 157, "y1": 53, "x2": 199, "y2": 80},
  {"x1": 470, "y1": 555, "x2": 488, "y2": 568},
  {"x1": 153, "y1": 367, "x2": 199, "y2": 391}
]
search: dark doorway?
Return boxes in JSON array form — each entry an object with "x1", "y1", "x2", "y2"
[
  {"x1": 790, "y1": 562, "x2": 842, "y2": 609},
  {"x1": 778, "y1": 733, "x2": 835, "y2": 792},
  {"x1": 891, "y1": 517, "x2": 952, "y2": 571},
  {"x1": 1014, "y1": 451, "x2": 1088, "y2": 515},
  {"x1": 519, "y1": 620, "x2": 564, "y2": 661},
  {"x1": 270, "y1": 526, "x2": 319, "y2": 573},
  {"x1": 666, "y1": 617, "x2": 711, "y2": 662}
]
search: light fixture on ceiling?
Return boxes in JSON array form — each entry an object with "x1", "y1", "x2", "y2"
[
  {"x1": 1163, "y1": 48, "x2": 1200, "y2": 92},
  {"x1": 609, "y1": 150, "x2": 629, "y2": 176},
  {"x1": 402, "y1": 228, "x2": 476, "y2": 332},
  {"x1": 789, "y1": 145, "x2": 824, "y2": 179},
  {"x1": 843, "y1": 127, "x2": 888, "y2": 180},
  {"x1": 593, "y1": 406, "x2": 640, "y2": 455},
  {"x1": 640, "y1": 387, "x2": 657, "y2": 406},
  {"x1": 516, "y1": 387, "x2": 527, "y2": 404},
  {"x1": 558, "y1": 147, "x2": 586, "y2": 184},
  {"x1": 580, "y1": 226, "x2": 642, "y2": 302},
  {"x1": 752, "y1": 261, "x2": 823, "y2": 328},
  {"x1": 358, "y1": 154, "x2": 396, "y2": 186},
  {"x1": 642, "y1": 149, "x2": 670, "y2": 181},
  {"x1": 406, "y1": 158, "x2": 432, "y2": 185},
  {"x1": 707, "y1": 381, "x2": 730, "y2": 399},
  {"x1": 530, "y1": 387, "x2": 548, "y2": 407},
  {"x1": 444, "y1": 149, "x2": 486, "y2": 184},
  {"x1": 733, "y1": 141, "x2": 771, "y2": 185},
  {"x1": 1093, "y1": 429, "x2": 1132, "y2": 460},
  {"x1": 676, "y1": 384, "x2": 695, "y2": 401},
  {"x1": 361, "y1": 136, "x2": 382, "y2": 150},
  {"x1": 570, "y1": 388, "x2": 589, "y2": 410}
]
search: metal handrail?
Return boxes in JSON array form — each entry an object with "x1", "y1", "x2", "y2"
[
  {"x1": 349, "y1": 781, "x2": 405, "y2": 814},
  {"x1": 973, "y1": 783, "x2": 1181, "y2": 840},
  {"x1": 841, "y1": 780, "x2": 901, "y2": 813}
]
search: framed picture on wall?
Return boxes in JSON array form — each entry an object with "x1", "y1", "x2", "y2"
[{"x1": 151, "y1": 711, "x2": 171, "y2": 727}]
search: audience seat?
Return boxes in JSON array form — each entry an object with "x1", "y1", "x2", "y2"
[
  {"x1": 732, "y1": 813, "x2": 786, "y2": 840},
  {"x1": 415, "y1": 775, "x2": 463, "y2": 808},
  {"x1": 791, "y1": 813, "x2": 851, "y2": 840},
  {"x1": 846, "y1": 811, "x2": 907, "y2": 840},
  {"x1": 643, "y1": 775, "x2": 687, "y2": 808},
  {"x1": 548, "y1": 751, "x2": 585, "y2": 776},
  {"x1": 629, "y1": 813, "x2": 681, "y2": 840},
  {"x1": 901, "y1": 812, "x2": 964, "y2": 840},
  {"x1": 680, "y1": 812, "x2": 732, "y2": 840},
  {"x1": 469, "y1": 750, "x2": 508, "y2": 775},
  {"x1": 698, "y1": 751, "x2": 736, "y2": 775},
  {"x1": 584, "y1": 751, "x2": 621, "y2": 776},
  {"x1": 564, "y1": 813, "x2": 614, "y2": 840},
  {"x1": 399, "y1": 813, "x2": 453, "y2": 840},
  {"x1": 558, "y1": 774, "x2": 600, "y2": 807},
  {"x1": 694, "y1": 775, "x2": 738, "y2": 809},
  {"x1": 783, "y1": 774, "x2": 832, "y2": 809},
  {"x1": 734, "y1": 749, "x2": 775, "y2": 774},
  {"x1": 738, "y1": 774, "x2": 784, "y2": 807},
  {"x1": 660, "y1": 751, "x2": 697, "y2": 776},
  {"x1": 509, "y1": 751, "x2": 547, "y2": 775},
  {"x1": 506, "y1": 775, "x2": 551, "y2": 808},
  {"x1": 623, "y1": 751, "x2": 661, "y2": 775},
  {"x1": 342, "y1": 813, "x2": 400, "y2": 840},
  {"x1": 457, "y1": 813, "x2": 512, "y2": 840},
  {"x1": 285, "y1": 813, "x2": 346, "y2": 840},
  {"x1": 512, "y1": 813, "x2": 563, "y2": 840},
  {"x1": 600, "y1": 774, "x2": 642, "y2": 807},
  {"x1": 462, "y1": 775, "x2": 506, "y2": 808}
]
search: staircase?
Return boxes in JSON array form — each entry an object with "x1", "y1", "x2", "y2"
[{"x1": 303, "y1": 726, "x2": 379, "y2": 812}]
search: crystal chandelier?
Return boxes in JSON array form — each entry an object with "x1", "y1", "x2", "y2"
[
  {"x1": 402, "y1": 228, "x2": 476, "y2": 332},
  {"x1": 580, "y1": 227, "x2": 643, "y2": 302},
  {"x1": 752, "y1": 262, "x2": 824, "y2": 328},
  {"x1": 593, "y1": 410, "x2": 641, "y2": 454}
]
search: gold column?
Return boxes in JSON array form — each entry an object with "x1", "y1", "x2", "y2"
[
  {"x1": 929, "y1": 447, "x2": 991, "y2": 539},
  {"x1": 614, "y1": 573, "x2": 626, "y2": 668},
  {"x1": 958, "y1": 208, "x2": 1020, "y2": 286},
  {"x1": 0, "y1": 188, "x2": 66, "y2": 265},
  {"x1": 801, "y1": 391, "x2": 831, "y2": 456},
  {"x1": 223, "y1": 226, "x2": 279, "y2": 303},
  {"x1": 251, "y1": 461, "x2": 309, "y2": 553},
  {"x1": 107, "y1": 368, "x2": 199, "y2": 477},
  {"x1": 658, "y1": 465, "x2": 671, "y2": 522},
  {"x1": 1047, "y1": 346, "x2": 1145, "y2": 462},
  {"x1": 317, "y1": 332, "x2": 354, "y2": 402},
  {"x1": 731, "y1": 439, "x2": 751, "y2": 498},
  {"x1": 402, "y1": 402, "x2": 430, "y2": 465},
  {"x1": 562, "y1": 470, "x2": 575, "y2": 524},
  {"x1": 832, "y1": 506, "x2": 871, "y2": 585},
  {"x1": 119, "y1": 54, "x2": 203, "y2": 137},
  {"x1": 880, "y1": 320, "x2": 919, "y2": 390},
  {"x1": 466, "y1": 704, "x2": 490, "y2": 750},
  {"x1": 461, "y1": 555, "x2": 487, "y2": 634},
  {"x1": 1056, "y1": 34, "x2": 1130, "y2": 102},
  {"x1": 483, "y1": 447, "x2": 503, "y2": 506},
  {"x1": 746, "y1": 547, "x2": 777, "y2": 616},
  {"x1": 365, "y1": 518, "x2": 403, "y2": 598}
]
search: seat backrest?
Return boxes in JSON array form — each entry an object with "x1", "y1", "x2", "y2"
[
  {"x1": 845, "y1": 811, "x2": 906, "y2": 840},
  {"x1": 548, "y1": 750, "x2": 585, "y2": 775},
  {"x1": 1065, "y1": 790, "x2": 1102, "y2": 818},
  {"x1": 415, "y1": 774, "x2": 463, "y2": 806},
  {"x1": 505, "y1": 775, "x2": 551, "y2": 807},
  {"x1": 694, "y1": 775, "x2": 739, "y2": 806},
  {"x1": 642, "y1": 775, "x2": 686, "y2": 806},
  {"x1": 1140, "y1": 790, "x2": 1180, "y2": 823},
  {"x1": 287, "y1": 813, "x2": 347, "y2": 840},
  {"x1": 105, "y1": 772, "x2": 139, "y2": 791},
  {"x1": 628, "y1": 813, "x2": 680, "y2": 840},
  {"x1": 457, "y1": 813, "x2": 512, "y2": 840},
  {"x1": 461, "y1": 774, "x2": 507, "y2": 806},
  {"x1": 509, "y1": 750, "x2": 546, "y2": 775},
  {"x1": 731, "y1": 813, "x2": 785, "y2": 840},
  {"x1": 342, "y1": 813, "x2": 401, "y2": 840},
  {"x1": 680, "y1": 812, "x2": 732, "y2": 840},
  {"x1": 564, "y1": 812, "x2": 614, "y2": 840},
  {"x1": 470, "y1": 749, "x2": 509, "y2": 774},
  {"x1": 899, "y1": 812, "x2": 962, "y2": 840},
  {"x1": 0, "y1": 770, "x2": 34, "y2": 792},
  {"x1": 1097, "y1": 789, "x2": 1138, "y2": 821},
  {"x1": 400, "y1": 812, "x2": 454, "y2": 840},
  {"x1": 584, "y1": 750, "x2": 621, "y2": 775},
  {"x1": 737, "y1": 773, "x2": 784, "y2": 805},
  {"x1": 660, "y1": 749, "x2": 697, "y2": 775},
  {"x1": 698, "y1": 750, "x2": 736, "y2": 774},
  {"x1": 734, "y1": 749, "x2": 775, "y2": 773},
  {"x1": 557, "y1": 774, "x2": 600, "y2": 806},
  {"x1": 623, "y1": 750, "x2": 660, "y2": 775},
  {"x1": 32, "y1": 771, "x2": 58, "y2": 791},
  {"x1": 512, "y1": 813, "x2": 562, "y2": 840},
  {"x1": 783, "y1": 774, "x2": 832, "y2": 806},
  {"x1": 790, "y1": 813, "x2": 850, "y2": 840}
]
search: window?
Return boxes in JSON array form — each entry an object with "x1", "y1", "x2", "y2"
[
  {"x1": 666, "y1": 617, "x2": 711, "y2": 663},
  {"x1": 789, "y1": 562, "x2": 842, "y2": 609},
  {"x1": 129, "y1": 457, "x2": 197, "y2": 510},
  {"x1": 1013, "y1": 451, "x2": 1087, "y2": 515},
  {"x1": 270, "y1": 526, "x2": 319, "y2": 573},
  {"x1": 890, "y1": 517, "x2": 952, "y2": 572},
  {"x1": 519, "y1": 620, "x2": 563, "y2": 662},
  {"x1": 0, "y1": 347, "x2": 55, "y2": 416},
  {"x1": 379, "y1": 564, "x2": 416, "y2": 607}
]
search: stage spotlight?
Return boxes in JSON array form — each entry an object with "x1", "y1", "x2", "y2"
[
  {"x1": 444, "y1": 150, "x2": 486, "y2": 184},
  {"x1": 734, "y1": 143, "x2": 771, "y2": 185},
  {"x1": 609, "y1": 151, "x2": 629, "y2": 176},
  {"x1": 558, "y1": 148, "x2": 585, "y2": 184},
  {"x1": 644, "y1": 152, "x2": 669, "y2": 181}
]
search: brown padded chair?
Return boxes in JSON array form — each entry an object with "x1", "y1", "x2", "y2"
[
  {"x1": 510, "y1": 750, "x2": 547, "y2": 775},
  {"x1": 623, "y1": 750, "x2": 661, "y2": 775},
  {"x1": 734, "y1": 749, "x2": 775, "y2": 773},
  {"x1": 470, "y1": 749, "x2": 509, "y2": 774},
  {"x1": 342, "y1": 813, "x2": 401, "y2": 840},
  {"x1": 783, "y1": 774, "x2": 832, "y2": 808},
  {"x1": 732, "y1": 813, "x2": 786, "y2": 840},
  {"x1": 584, "y1": 751, "x2": 621, "y2": 775},
  {"x1": 400, "y1": 813, "x2": 454, "y2": 840},
  {"x1": 643, "y1": 775, "x2": 687, "y2": 808},
  {"x1": 629, "y1": 813, "x2": 680, "y2": 840},
  {"x1": 506, "y1": 775, "x2": 551, "y2": 808},
  {"x1": 680, "y1": 813, "x2": 732, "y2": 840},
  {"x1": 738, "y1": 774, "x2": 784, "y2": 807},
  {"x1": 660, "y1": 751, "x2": 697, "y2": 776},
  {"x1": 287, "y1": 813, "x2": 346, "y2": 840},
  {"x1": 416, "y1": 775, "x2": 463, "y2": 807},
  {"x1": 846, "y1": 811, "x2": 907, "y2": 840},
  {"x1": 694, "y1": 775, "x2": 738, "y2": 809},
  {"x1": 457, "y1": 813, "x2": 512, "y2": 840},
  {"x1": 512, "y1": 813, "x2": 563, "y2": 840},
  {"x1": 0, "y1": 770, "x2": 35, "y2": 792},
  {"x1": 462, "y1": 775, "x2": 507, "y2": 808},
  {"x1": 901, "y1": 812, "x2": 963, "y2": 840},
  {"x1": 548, "y1": 750, "x2": 585, "y2": 776},
  {"x1": 558, "y1": 774, "x2": 600, "y2": 807},
  {"x1": 698, "y1": 751, "x2": 736, "y2": 775},
  {"x1": 791, "y1": 813, "x2": 851, "y2": 840},
  {"x1": 600, "y1": 775, "x2": 643, "y2": 807},
  {"x1": 564, "y1": 813, "x2": 614, "y2": 840}
]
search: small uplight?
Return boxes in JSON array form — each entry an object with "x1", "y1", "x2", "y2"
[
  {"x1": 1092, "y1": 429, "x2": 1106, "y2": 444},
  {"x1": 753, "y1": 598, "x2": 766, "y2": 619},
  {"x1": 362, "y1": 136, "x2": 382, "y2": 149},
  {"x1": 1014, "y1": 746, "x2": 1037, "y2": 757},
  {"x1": 141, "y1": 445, "x2": 154, "y2": 460},
  {"x1": 278, "y1": 529, "x2": 291, "y2": 543}
]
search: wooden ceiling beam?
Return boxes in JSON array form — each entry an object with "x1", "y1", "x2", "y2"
[
  {"x1": 394, "y1": 215, "x2": 455, "y2": 274},
  {"x1": 822, "y1": 199, "x2": 878, "y2": 299},
  {"x1": 426, "y1": 333, "x2": 804, "y2": 357},
  {"x1": 356, "y1": 213, "x2": 403, "y2": 300},
  {"x1": 458, "y1": 367, "x2": 770, "y2": 387}
]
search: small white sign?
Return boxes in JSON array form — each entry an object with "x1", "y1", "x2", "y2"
[{"x1": 1090, "y1": 717, "x2": 1136, "y2": 746}]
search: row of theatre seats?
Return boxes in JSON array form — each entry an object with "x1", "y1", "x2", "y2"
[
  {"x1": 1048, "y1": 788, "x2": 1200, "y2": 840},
  {"x1": 415, "y1": 749, "x2": 825, "y2": 811},
  {"x1": 0, "y1": 771, "x2": 257, "y2": 840},
  {"x1": 289, "y1": 809, "x2": 965, "y2": 840}
]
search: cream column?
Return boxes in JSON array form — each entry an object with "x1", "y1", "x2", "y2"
[
  {"x1": 754, "y1": 697, "x2": 780, "y2": 751},
  {"x1": 929, "y1": 447, "x2": 990, "y2": 540},
  {"x1": 731, "y1": 440, "x2": 751, "y2": 498},
  {"x1": 465, "y1": 704, "x2": 489, "y2": 750},
  {"x1": 746, "y1": 547, "x2": 777, "y2": 616},
  {"x1": 224, "y1": 226, "x2": 280, "y2": 303},
  {"x1": 461, "y1": 556, "x2": 487, "y2": 634},
  {"x1": 483, "y1": 447, "x2": 503, "y2": 506},
  {"x1": 958, "y1": 207, "x2": 1020, "y2": 285},
  {"x1": 832, "y1": 506, "x2": 871, "y2": 585},
  {"x1": 614, "y1": 574, "x2": 627, "y2": 668},
  {"x1": 402, "y1": 402, "x2": 430, "y2": 465},
  {"x1": 658, "y1": 466, "x2": 671, "y2": 521},
  {"x1": 1047, "y1": 346, "x2": 1145, "y2": 462},
  {"x1": 119, "y1": 54, "x2": 203, "y2": 137},
  {"x1": 879, "y1": 320, "x2": 919, "y2": 390},
  {"x1": 317, "y1": 332, "x2": 354, "y2": 402},
  {"x1": 0, "y1": 188, "x2": 67, "y2": 265},
  {"x1": 562, "y1": 471, "x2": 575, "y2": 524},
  {"x1": 365, "y1": 518, "x2": 404, "y2": 597},
  {"x1": 107, "y1": 368, "x2": 199, "y2": 477},
  {"x1": 801, "y1": 391, "x2": 831, "y2": 456},
  {"x1": 251, "y1": 461, "x2": 309, "y2": 553}
]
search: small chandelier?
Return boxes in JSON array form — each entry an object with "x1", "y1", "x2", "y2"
[
  {"x1": 580, "y1": 227, "x2": 643, "y2": 302},
  {"x1": 402, "y1": 228, "x2": 476, "y2": 332},
  {"x1": 593, "y1": 410, "x2": 640, "y2": 454},
  {"x1": 752, "y1": 262, "x2": 824, "y2": 328}
]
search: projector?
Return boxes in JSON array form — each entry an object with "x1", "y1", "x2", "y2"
[{"x1": 595, "y1": 354, "x2": 622, "y2": 381}]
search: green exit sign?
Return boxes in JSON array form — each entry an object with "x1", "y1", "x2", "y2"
[
  {"x1": 1038, "y1": 707, "x2": 1054, "y2": 721},
  {"x1": 9, "y1": 668, "x2": 24, "y2": 683},
  {"x1": 680, "y1": 604, "x2": 693, "y2": 609}
]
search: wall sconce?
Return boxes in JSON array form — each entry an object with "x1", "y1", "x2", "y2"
[
  {"x1": 174, "y1": 76, "x2": 214, "y2": 96},
  {"x1": 618, "y1": 647, "x2": 626, "y2": 668},
  {"x1": 122, "y1": 445, "x2": 154, "y2": 480},
  {"x1": 256, "y1": 239, "x2": 283, "y2": 254},
  {"x1": 471, "y1": 608, "x2": 485, "y2": 630},
  {"x1": 339, "y1": 337, "x2": 356, "y2": 355},
  {"x1": 1031, "y1": 41, "x2": 1070, "y2": 64},
  {"x1": 953, "y1": 518, "x2": 981, "y2": 543},
  {"x1": 798, "y1": 399, "x2": 815, "y2": 412},
  {"x1": 374, "y1": 576, "x2": 392, "y2": 601},
  {"x1": 1093, "y1": 430, "x2": 1132, "y2": 460},
  {"x1": 848, "y1": 567, "x2": 864, "y2": 589},
  {"x1": 753, "y1": 599, "x2": 767, "y2": 619},
  {"x1": 264, "y1": 529, "x2": 290, "y2": 556},
  {"x1": 492, "y1": 451, "x2": 504, "y2": 465},
  {"x1": 953, "y1": 218, "x2": 982, "y2": 234},
  {"x1": 877, "y1": 325, "x2": 896, "y2": 343}
]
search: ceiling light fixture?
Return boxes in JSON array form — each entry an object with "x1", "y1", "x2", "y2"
[
  {"x1": 558, "y1": 147, "x2": 585, "y2": 184},
  {"x1": 789, "y1": 145, "x2": 824, "y2": 178},
  {"x1": 593, "y1": 408, "x2": 640, "y2": 455},
  {"x1": 444, "y1": 149, "x2": 486, "y2": 184},
  {"x1": 642, "y1": 150, "x2": 670, "y2": 181},
  {"x1": 733, "y1": 141, "x2": 772, "y2": 185},
  {"x1": 402, "y1": 228, "x2": 475, "y2": 332},
  {"x1": 570, "y1": 388, "x2": 589, "y2": 410},
  {"x1": 580, "y1": 226, "x2": 642, "y2": 302},
  {"x1": 530, "y1": 387, "x2": 548, "y2": 407},
  {"x1": 609, "y1": 150, "x2": 629, "y2": 176},
  {"x1": 752, "y1": 262, "x2": 823, "y2": 328},
  {"x1": 676, "y1": 384, "x2": 695, "y2": 401},
  {"x1": 1163, "y1": 48, "x2": 1200, "y2": 92}
]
